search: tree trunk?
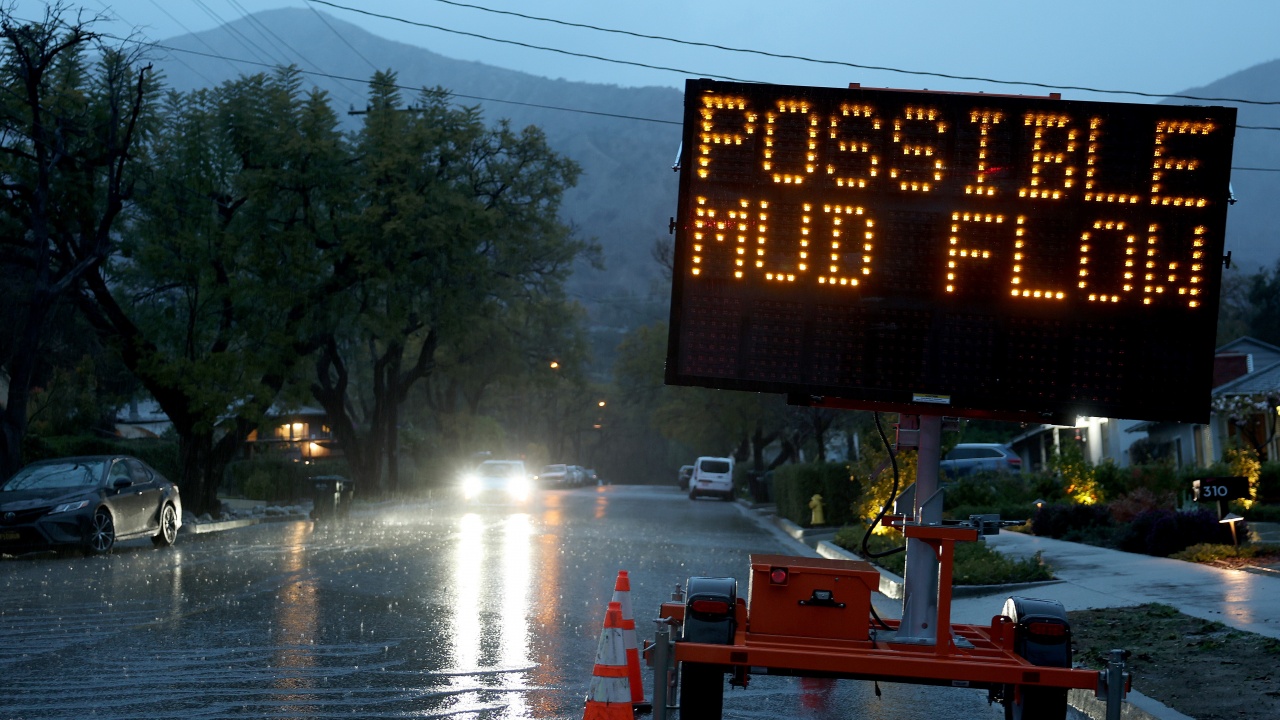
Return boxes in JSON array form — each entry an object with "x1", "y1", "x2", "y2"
[
  {"x1": 178, "y1": 432, "x2": 222, "y2": 519},
  {"x1": 0, "y1": 293, "x2": 50, "y2": 478}
]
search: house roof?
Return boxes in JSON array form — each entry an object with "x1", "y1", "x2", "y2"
[
  {"x1": 1215, "y1": 336, "x2": 1280, "y2": 369},
  {"x1": 1214, "y1": 359, "x2": 1280, "y2": 396}
]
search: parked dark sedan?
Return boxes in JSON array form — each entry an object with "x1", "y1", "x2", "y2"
[{"x1": 0, "y1": 456, "x2": 182, "y2": 556}]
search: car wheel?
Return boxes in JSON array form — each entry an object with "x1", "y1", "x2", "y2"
[
  {"x1": 689, "y1": 490, "x2": 698, "y2": 500},
  {"x1": 85, "y1": 508, "x2": 116, "y2": 555},
  {"x1": 152, "y1": 503, "x2": 178, "y2": 548}
]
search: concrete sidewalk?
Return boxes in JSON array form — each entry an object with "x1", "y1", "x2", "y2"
[{"x1": 953, "y1": 531, "x2": 1280, "y2": 640}]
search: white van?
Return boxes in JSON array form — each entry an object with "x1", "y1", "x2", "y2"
[{"x1": 688, "y1": 456, "x2": 734, "y2": 500}]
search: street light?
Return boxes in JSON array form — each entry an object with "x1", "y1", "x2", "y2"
[
  {"x1": 598, "y1": 400, "x2": 606, "y2": 407},
  {"x1": 549, "y1": 360, "x2": 560, "y2": 369}
]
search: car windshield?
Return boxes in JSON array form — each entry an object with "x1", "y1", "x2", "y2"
[
  {"x1": 2, "y1": 460, "x2": 107, "y2": 491},
  {"x1": 479, "y1": 463, "x2": 521, "y2": 478},
  {"x1": 542, "y1": 465, "x2": 565, "y2": 474}
]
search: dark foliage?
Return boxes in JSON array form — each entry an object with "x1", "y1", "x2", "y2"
[
  {"x1": 1116, "y1": 508, "x2": 1244, "y2": 557},
  {"x1": 1258, "y1": 462, "x2": 1280, "y2": 504},
  {"x1": 1031, "y1": 502, "x2": 1114, "y2": 539},
  {"x1": 772, "y1": 462, "x2": 862, "y2": 528},
  {"x1": 21, "y1": 435, "x2": 180, "y2": 484}
]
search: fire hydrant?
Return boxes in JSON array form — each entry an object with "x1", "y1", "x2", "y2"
[{"x1": 809, "y1": 494, "x2": 825, "y2": 526}]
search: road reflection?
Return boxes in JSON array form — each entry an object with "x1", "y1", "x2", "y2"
[
  {"x1": 447, "y1": 509, "x2": 551, "y2": 717},
  {"x1": 272, "y1": 521, "x2": 318, "y2": 712}
]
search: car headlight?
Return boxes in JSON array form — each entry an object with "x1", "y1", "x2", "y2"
[
  {"x1": 50, "y1": 499, "x2": 90, "y2": 514},
  {"x1": 461, "y1": 474, "x2": 480, "y2": 498}
]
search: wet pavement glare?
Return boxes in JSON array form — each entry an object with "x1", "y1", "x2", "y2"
[{"x1": 1, "y1": 485, "x2": 1023, "y2": 719}]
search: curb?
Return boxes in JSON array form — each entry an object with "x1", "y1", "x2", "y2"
[
  {"x1": 1069, "y1": 689, "x2": 1195, "y2": 720},
  {"x1": 180, "y1": 513, "x2": 311, "y2": 536}
]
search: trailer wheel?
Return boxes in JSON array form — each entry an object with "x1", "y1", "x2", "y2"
[
  {"x1": 1004, "y1": 685, "x2": 1067, "y2": 720},
  {"x1": 679, "y1": 661, "x2": 724, "y2": 719},
  {"x1": 1001, "y1": 596, "x2": 1071, "y2": 720}
]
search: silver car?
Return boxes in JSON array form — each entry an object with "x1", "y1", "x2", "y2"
[{"x1": 939, "y1": 443, "x2": 1023, "y2": 478}]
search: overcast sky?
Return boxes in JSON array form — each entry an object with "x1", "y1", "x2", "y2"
[{"x1": 11, "y1": 0, "x2": 1280, "y2": 103}]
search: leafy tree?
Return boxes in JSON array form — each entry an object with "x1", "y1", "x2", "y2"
[
  {"x1": 309, "y1": 73, "x2": 592, "y2": 494},
  {"x1": 0, "y1": 6, "x2": 153, "y2": 478},
  {"x1": 1245, "y1": 259, "x2": 1280, "y2": 346},
  {"x1": 83, "y1": 68, "x2": 349, "y2": 515}
]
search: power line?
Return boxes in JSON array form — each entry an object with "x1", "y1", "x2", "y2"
[
  {"x1": 8, "y1": 12, "x2": 1279, "y2": 173},
  {"x1": 80, "y1": 33, "x2": 1280, "y2": 174},
  {"x1": 189, "y1": 0, "x2": 283, "y2": 67},
  {"x1": 318, "y1": 0, "x2": 1280, "y2": 108},
  {"x1": 101, "y1": 33, "x2": 682, "y2": 125},
  {"x1": 306, "y1": 3, "x2": 380, "y2": 74},
  {"x1": 222, "y1": 0, "x2": 365, "y2": 108},
  {"x1": 302, "y1": 0, "x2": 756, "y2": 84}
]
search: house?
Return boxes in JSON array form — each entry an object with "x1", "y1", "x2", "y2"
[
  {"x1": 245, "y1": 405, "x2": 339, "y2": 463},
  {"x1": 113, "y1": 398, "x2": 174, "y2": 439},
  {"x1": 1007, "y1": 417, "x2": 1147, "y2": 473}
]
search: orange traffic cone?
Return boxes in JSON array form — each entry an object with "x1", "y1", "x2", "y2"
[
  {"x1": 611, "y1": 570, "x2": 649, "y2": 708},
  {"x1": 584, "y1": 601, "x2": 634, "y2": 720}
]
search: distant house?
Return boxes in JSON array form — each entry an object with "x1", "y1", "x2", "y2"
[
  {"x1": 113, "y1": 398, "x2": 174, "y2": 439},
  {"x1": 245, "y1": 405, "x2": 340, "y2": 463},
  {"x1": 1007, "y1": 417, "x2": 1146, "y2": 473}
]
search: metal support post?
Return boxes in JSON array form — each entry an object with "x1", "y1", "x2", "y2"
[
  {"x1": 1105, "y1": 648, "x2": 1127, "y2": 720},
  {"x1": 652, "y1": 620, "x2": 674, "y2": 720},
  {"x1": 898, "y1": 414, "x2": 943, "y2": 643}
]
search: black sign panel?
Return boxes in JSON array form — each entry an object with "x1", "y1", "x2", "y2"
[
  {"x1": 1193, "y1": 477, "x2": 1250, "y2": 502},
  {"x1": 666, "y1": 79, "x2": 1236, "y2": 423}
]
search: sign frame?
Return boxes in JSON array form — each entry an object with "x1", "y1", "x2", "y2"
[{"x1": 665, "y1": 79, "x2": 1237, "y2": 424}]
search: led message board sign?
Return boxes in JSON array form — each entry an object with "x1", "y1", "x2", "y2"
[{"x1": 666, "y1": 79, "x2": 1236, "y2": 423}]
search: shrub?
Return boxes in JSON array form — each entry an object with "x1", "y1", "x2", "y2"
[
  {"x1": 1126, "y1": 463, "x2": 1184, "y2": 501},
  {"x1": 1030, "y1": 502, "x2": 1113, "y2": 539},
  {"x1": 832, "y1": 524, "x2": 1053, "y2": 584},
  {"x1": 1116, "y1": 508, "x2": 1241, "y2": 557},
  {"x1": 1108, "y1": 487, "x2": 1176, "y2": 524},
  {"x1": 24, "y1": 434, "x2": 180, "y2": 481},
  {"x1": 225, "y1": 457, "x2": 351, "y2": 503},
  {"x1": 1092, "y1": 460, "x2": 1130, "y2": 503},
  {"x1": 772, "y1": 462, "x2": 862, "y2": 528},
  {"x1": 1172, "y1": 542, "x2": 1280, "y2": 563},
  {"x1": 1244, "y1": 503, "x2": 1280, "y2": 522},
  {"x1": 1258, "y1": 463, "x2": 1280, "y2": 505}
]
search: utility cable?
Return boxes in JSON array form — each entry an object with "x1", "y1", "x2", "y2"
[
  {"x1": 307, "y1": 2, "x2": 380, "y2": 74},
  {"x1": 302, "y1": 0, "x2": 756, "y2": 84},
  {"x1": 99, "y1": 33, "x2": 682, "y2": 125},
  {"x1": 223, "y1": 0, "x2": 365, "y2": 108},
  {"x1": 861, "y1": 412, "x2": 905, "y2": 560},
  {"x1": 317, "y1": 0, "x2": 1280, "y2": 108}
]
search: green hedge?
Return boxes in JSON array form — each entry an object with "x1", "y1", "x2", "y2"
[
  {"x1": 772, "y1": 462, "x2": 862, "y2": 528},
  {"x1": 1258, "y1": 462, "x2": 1280, "y2": 504},
  {"x1": 23, "y1": 435, "x2": 180, "y2": 481},
  {"x1": 225, "y1": 457, "x2": 351, "y2": 503}
]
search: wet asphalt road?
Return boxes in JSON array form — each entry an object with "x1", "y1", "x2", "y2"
[{"x1": 1, "y1": 485, "x2": 1037, "y2": 719}]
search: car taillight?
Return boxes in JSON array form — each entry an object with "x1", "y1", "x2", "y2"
[
  {"x1": 1007, "y1": 457, "x2": 1022, "y2": 468},
  {"x1": 1027, "y1": 620, "x2": 1067, "y2": 637},
  {"x1": 689, "y1": 600, "x2": 731, "y2": 615},
  {"x1": 769, "y1": 567, "x2": 789, "y2": 585}
]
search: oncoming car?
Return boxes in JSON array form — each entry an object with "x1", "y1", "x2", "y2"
[
  {"x1": 462, "y1": 460, "x2": 532, "y2": 503},
  {"x1": 0, "y1": 455, "x2": 182, "y2": 556}
]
